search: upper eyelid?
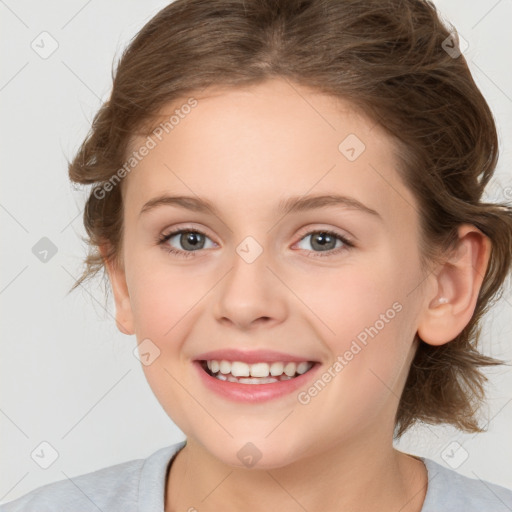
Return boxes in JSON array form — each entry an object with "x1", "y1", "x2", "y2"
[{"x1": 161, "y1": 225, "x2": 215, "y2": 242}]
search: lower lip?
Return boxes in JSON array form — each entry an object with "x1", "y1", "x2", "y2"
[{"x1": 193, "y1": 361, "x2": 321, "y2": 403}]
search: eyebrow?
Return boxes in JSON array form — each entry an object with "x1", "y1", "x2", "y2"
[{"x1": 139, "y1": 193, "x2": 382, "y2": 219}]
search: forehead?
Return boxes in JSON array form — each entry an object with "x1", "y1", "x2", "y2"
[{"x1": 123, "y1": 78, "x2": 418, "y2": 227}]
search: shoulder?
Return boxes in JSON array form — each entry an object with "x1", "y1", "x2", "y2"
[
  {"x1": 0, "y1": 442, "x2": 186, "y2": 512},
  {"x1": 421, "y1": 457, "x2": 512, "y2": 512},
  {"x1": 0, "y1": 457, "x2": 144, "y2": 512}
]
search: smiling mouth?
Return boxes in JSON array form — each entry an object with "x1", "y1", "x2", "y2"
[{"x1": 199, "y1": 359, "x2": 317, "y2": 384}]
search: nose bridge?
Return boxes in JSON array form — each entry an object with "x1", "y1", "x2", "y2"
[
  {"x1": 213, "y1": 234, "x2": 287, "y2": 328},
  {"x1": 224, "y1": 235, "x2": 272, "y2": 301}
]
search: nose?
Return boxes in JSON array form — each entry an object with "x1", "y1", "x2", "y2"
[{"x1": 212, "y1": 245, "x2": 288, "y2": 331}]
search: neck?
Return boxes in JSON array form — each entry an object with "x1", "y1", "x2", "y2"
[{"x1": 165, "y1": 427, "x2": 427, "y2": 512}]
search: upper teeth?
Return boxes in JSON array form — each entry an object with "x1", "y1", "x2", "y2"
[{"x1": 206, "y1": 360, "x2": 313, "y2": 378}]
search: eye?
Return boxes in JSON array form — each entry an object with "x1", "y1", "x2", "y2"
[
  {"x1": 294, "y1": 229, "x2": 354, "y2": 257},
  {"x1": 157, "y1": 228, "x2": 216, "y2": 258},
  {"x1": 157, "y1": 227, "x2": 354, "y2": 259}
]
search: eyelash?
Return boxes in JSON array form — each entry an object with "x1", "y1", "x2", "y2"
[{"x1": 157, "y1": 227, "x2": 355, "y2": 259}]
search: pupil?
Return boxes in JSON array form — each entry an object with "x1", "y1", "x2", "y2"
[
  {"x1": 312, "y1": 233, "x2": 334, "y2": 251},
  {"x1": 182, "y1": 232, "x2": 204, "y2": 250}
]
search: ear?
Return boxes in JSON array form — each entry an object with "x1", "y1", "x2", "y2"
[
  {"x1": 99, "y1": 244, "x2": 135, "y2": 336},
  {"x1": 417, "y1": 224, "x2": 491, "y2": 346}
]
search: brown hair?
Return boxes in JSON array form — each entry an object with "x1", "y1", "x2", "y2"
[{"x1": 68, "y1": 0, "x2": 512, "y2": 438}]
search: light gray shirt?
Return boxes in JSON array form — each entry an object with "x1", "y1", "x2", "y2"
[{"x1": 2, "y1": 440, "x2": 512, "y2": 511}]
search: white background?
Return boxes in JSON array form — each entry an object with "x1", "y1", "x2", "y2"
[{"x1": 1, "y1": 0, "x2": 511, "y2": 503}]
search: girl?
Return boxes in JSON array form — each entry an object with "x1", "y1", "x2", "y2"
[{"x1": 3, "y1": 0, "x2": 512, "y2": 510}]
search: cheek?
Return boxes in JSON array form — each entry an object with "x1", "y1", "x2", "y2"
[
  {"x1": 126, "y1": 263, "x2": 209, "y2": 432},
  {"x1": 298, "y1": 259, "x2": 415, "y2": 420},
  {"x1": 127, "y1": 257, "x2": 208, "y2": 340},
  {"x1": 289, "y1": 259, "x2": 401, "y2": 342},
  {"x1": 304, "y1": 312, "x2": 413, "y2": 441}
]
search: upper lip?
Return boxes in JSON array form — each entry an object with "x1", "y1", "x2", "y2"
[{"x1": 194, "y1": 349, "x2": 319, "y2": 364}]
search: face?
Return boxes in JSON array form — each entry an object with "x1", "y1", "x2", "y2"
[{"x1": 112, "y1": 78, "x2": 430, "y2": 468}]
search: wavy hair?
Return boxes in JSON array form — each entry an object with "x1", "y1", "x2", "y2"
[{"x1": 68, "y1": 0, "x2": 512, "y2": 438}]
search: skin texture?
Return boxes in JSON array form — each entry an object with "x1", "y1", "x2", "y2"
[{"x1": 102, "y1": 78, "x2": 491, "y2": 512}]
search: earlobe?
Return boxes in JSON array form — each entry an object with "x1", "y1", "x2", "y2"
[
  {"x1": 99, "y1": 244, "x2": 135, "y2": 336},
  {"x1": 417, "y1": 224, "x2": 491, "y2": 346}
]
